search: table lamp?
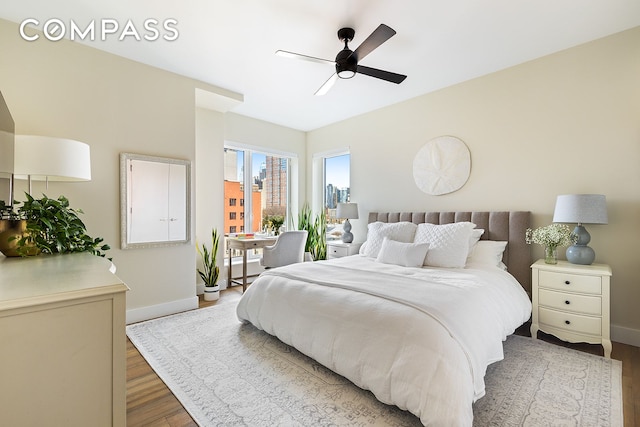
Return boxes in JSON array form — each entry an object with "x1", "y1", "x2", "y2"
[
  {"x1": 14, "y1": 135, "x2": 91, "y2": 194},
  {"x1": 552, "y1": 194, "x2": 608, "y2": 265},
  {"x1": 336, "y1": 202, "x2": 358, "y2": 243}
]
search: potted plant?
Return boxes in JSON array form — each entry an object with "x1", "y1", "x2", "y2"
[
  {"x1": 197, "y1": 228, "x2": 220, "y2": 301},
  {"x1": 0, "y1": 194, "x2": 110, "y2": 258},
  {"x1": 298, "y1": 203, "x2": 327, "y2": 261},
  {"x1": 525, "y1": 223, "x2": 576, "y2": 265}
]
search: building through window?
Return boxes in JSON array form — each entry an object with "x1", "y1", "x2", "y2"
[
  {"x1": 224, "y1": 146, "x2": 292, "y2": 235},
  {"x1": 324, "y1": 152, "x2": 351, "y2": 231}
]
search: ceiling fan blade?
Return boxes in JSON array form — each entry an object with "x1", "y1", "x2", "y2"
[
  {"x1": 356, "y1": 65, "x2": 407, "y2": 84},
  {"x1": 351, "y1": 24, "x2": 396, "y2": 62},
  {"x1": 315, "y1": 73, "x2": 338, "y2": 96},
  {"x1": 275, "y1": 50, "x2": 334, "y2": 65}
]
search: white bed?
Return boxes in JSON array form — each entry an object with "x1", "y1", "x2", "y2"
[{"x1": 236, "y1": 211, "x2": 532, "y2": 426}]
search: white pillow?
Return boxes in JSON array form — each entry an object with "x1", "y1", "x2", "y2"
[
  {"x1": 466, "y1": 240, "x2": 508, "y2": 269},
  {"x1": 468, "y1": 228, "x2": 484, "y2": 255},
  {"x1": 414, "y1": 222, "x2": 476, "y2": 268},
  {"x1": 376, "y1": 237, "x2": 430, "y2": 268},
  {"x1": 361, "y1": 221, "x2": 418, "y2": 258}
]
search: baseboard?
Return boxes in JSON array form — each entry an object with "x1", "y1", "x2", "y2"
[
  {"x1": 126, "y1": 296, "x2": 199, "y2": 325},
  {"x1": 611, "y1": 324, "x2": 640, "y2": 348}
]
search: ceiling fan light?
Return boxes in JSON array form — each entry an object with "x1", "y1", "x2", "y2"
[{"x1": 337, "y1": 70, "x2": 356, "y2": 79}]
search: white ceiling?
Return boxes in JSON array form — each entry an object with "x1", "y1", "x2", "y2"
[{"x1": 2, "y1": 1, "x2": 639, "y2": 131}]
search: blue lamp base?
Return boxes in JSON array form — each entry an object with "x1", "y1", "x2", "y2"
[
  {"x1": 565, "y1": 225, "x2": 596, "y2": 265},
  {"x1": 342, "y1": 219, "x2": 354, "y2": 243}
]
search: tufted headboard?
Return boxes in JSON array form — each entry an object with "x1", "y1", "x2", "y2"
[{"x1": 367, "y1": 211, "x2": 532, "y2": 294}]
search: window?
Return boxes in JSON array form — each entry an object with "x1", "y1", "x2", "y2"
[
  {"x1": 224, "y1": 146, "x2": 294, "y2": 261},
  {"x1": 224, "y1": 147, "x2": 291, "y2": 234},
  {"x1": 324, "y1": 153, "x2": 350, "y2": 236}
]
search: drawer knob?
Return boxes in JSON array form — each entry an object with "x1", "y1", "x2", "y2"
[
  {"x1": 564, "y1": 280, "x2": 571, "y2": 285},
  {"x1": 565, "y1": 300, "x2": 571, "y2": 305},
  {"x1": 565, "y1": 320, "x2": 571, "y2": 325}
]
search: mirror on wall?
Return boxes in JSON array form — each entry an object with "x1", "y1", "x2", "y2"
[{"x1": 120, "y1": 153, "x2": 191, "y2": 249}]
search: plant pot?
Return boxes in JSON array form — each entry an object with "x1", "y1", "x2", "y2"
[
  {"x1": 0, "y1": 219, "x2": 40, "y2": 257},
  {"x1": 304, "y1": 251, "x2": 314, "y2": 262},
  {"x1": 203, "y1": 284, "x2": 220, "y2": 301}
]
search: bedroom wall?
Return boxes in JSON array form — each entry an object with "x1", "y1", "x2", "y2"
[
  {"x1": 307, "y1": 27, "x2": 640, "y2": 345},
  {"x1": 0, "y1": 18, "x2": 230, "y2": 322}
]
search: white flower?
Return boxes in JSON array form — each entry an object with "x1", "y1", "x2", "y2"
[{"x1": 525, "y1": 224, "x2": 576, "y2": 248}]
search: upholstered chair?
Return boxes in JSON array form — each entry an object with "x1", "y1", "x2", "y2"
[{"x1": 260, "y1": 230, "x2": 308, "y2": 268}]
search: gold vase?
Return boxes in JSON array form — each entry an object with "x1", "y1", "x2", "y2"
[{"x1": 0, "y1": 220, "x2": 39, "y2": 257}]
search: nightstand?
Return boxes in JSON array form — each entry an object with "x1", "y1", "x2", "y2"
[
  {"x1": 327, "y1": 241, "x2": 362, "y2": 259},
  {"x1": 530, "y1": 259, "x2": 612, "y2": 358}
]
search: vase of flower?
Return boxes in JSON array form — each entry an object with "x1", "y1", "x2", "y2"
[
  {"x1": 544, "y1": 246, "x2": 558, "y2": 264},
  {"x1": 526, "y1": 223, "x2": 576, "y2": 264}
]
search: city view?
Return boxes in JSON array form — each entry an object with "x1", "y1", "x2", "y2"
[{"x1": 223, "y1": 148, "x2": 350, "y2": 234}]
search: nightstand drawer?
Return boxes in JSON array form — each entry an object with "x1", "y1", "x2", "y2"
[
  {"x1": 538, "y1": 270, "x2": 602, "y2": 294},
  {"x1": 327, "y1": 242, "x2": 362, "y2": 259},
  {"x1": 539, "y1": 307, "x2": 601, "y2": 336},
  {"x1": 538, "y1": 289, "x2": 601, "y2": 315},
  {"x1": 328, "y1": 245, "x2": 350, "y2": 258}
]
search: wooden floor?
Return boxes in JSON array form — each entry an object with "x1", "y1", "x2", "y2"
[{"x1": 127, "y1": 288, "x2": 640, "y2": 426}]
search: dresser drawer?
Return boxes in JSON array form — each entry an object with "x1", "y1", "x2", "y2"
[
  {"x1": 538, "y1": 270, "x2": 602, "y2": 294},
  {"x1": 539, "y1": 307, "x2": 601, "y2": 336},
  {"x1": 538, "y1": 288, "x2": 602, "y2": 315},
  {"x1": 328, "y1": 245, "x2": 350, "y2": 258}
]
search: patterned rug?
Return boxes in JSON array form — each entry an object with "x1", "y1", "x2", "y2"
[{"x1": 126, "y1": 301, "x2": 622, "y2": 426}]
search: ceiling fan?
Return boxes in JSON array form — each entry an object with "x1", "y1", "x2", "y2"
[{"x1": 276, "y1": 24, "x2": 407, "y2": 96}]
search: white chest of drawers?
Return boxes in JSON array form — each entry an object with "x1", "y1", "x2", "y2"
[
  {"x1": 530, "y1": 259, "x2": 612, "y2": 358},
  {"x1": 0, "y1": 253, "x2": 129, "y2": 426}
]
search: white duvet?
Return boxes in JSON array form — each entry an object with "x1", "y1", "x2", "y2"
[{"x1": 236, "y1": 255, "x2": 531, "y2": 426}]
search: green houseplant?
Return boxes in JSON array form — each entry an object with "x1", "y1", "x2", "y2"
[
  {"x1": 0, "y1": 194, "x2": 110, "y2": 258},
  {"x1": 197, "y1": 228, "x2": 220, "y2": 301},
  {"x1": 298, "y1": 203, "x2": 327, "y2": 261}
]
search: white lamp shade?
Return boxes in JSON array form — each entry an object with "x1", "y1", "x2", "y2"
[
  {"x1": 14, "y1": 135, "x2": 91, "y2": 181},
  {"x1": 553, "y1": 194, "x2": 608, "y2": 225},
  {"x1": 336, "y1": 202, "x2": 359, "y2": 219}
]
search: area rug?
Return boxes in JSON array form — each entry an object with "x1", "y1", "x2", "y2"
[{"x1": 126, "y1": 302, "x2": 623, "y2": 426}]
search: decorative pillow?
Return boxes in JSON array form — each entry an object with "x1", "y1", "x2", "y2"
[
  {"x1": 376, "y1": 237, "x2": 430, "y2": 268},
  {"x1": 361, "y1": 221, "x2": 418, "y2": 258},
  {"x1": 414, "y1": 222, "x2": 476, "y2": 268},
  {"x1": 466, "y1": 240, "x2": 508, "y2": 269},
  {"x1": 468, "y1": 228, "x2": 484, "y2": 255}
]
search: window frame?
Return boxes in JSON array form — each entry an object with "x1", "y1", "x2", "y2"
[{"x1": 224, "y1": 142, "x2": 297, "y2": 234}]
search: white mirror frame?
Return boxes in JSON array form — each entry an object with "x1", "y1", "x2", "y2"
[{"x1": 120, "y1": 153, "x2": 191, "y2": 249}]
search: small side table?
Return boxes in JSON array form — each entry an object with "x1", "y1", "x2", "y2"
[
  {"x1": 530, "y1": 259, "x2": 612, "y2": 358},
  {"x1": 327, "y1": 241, "x2": 362, "y2": 259},
  {"x1": 227, "y1": 236, "x2": 277, "y2": 292}
]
